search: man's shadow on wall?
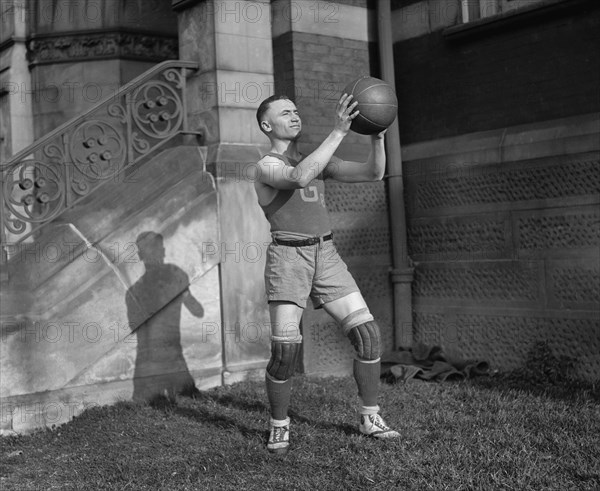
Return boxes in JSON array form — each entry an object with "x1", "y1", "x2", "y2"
[{"x1": 125, "y1": 231, "x2": 204, "y2": 401}]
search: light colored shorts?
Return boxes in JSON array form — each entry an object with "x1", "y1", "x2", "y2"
[{"x1": 265, "y1": 237, "x2": 360, "y2": 309}]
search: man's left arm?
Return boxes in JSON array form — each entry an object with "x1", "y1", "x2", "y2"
[{"x1": 323, "y1": 132, "x2": 386, "y2": 183}]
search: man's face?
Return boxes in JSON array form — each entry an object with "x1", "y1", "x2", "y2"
[{"x1": 262, "y1": 99, "x2": 302, "y2": 140}]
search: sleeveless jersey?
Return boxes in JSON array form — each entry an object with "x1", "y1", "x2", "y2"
[{"x1": 259, "y1": 153, "x2": 331, "y2": 236}]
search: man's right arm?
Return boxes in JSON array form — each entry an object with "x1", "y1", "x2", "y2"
[{"x1": 255, "y1": 130, "x2": 345, "y2": 190}]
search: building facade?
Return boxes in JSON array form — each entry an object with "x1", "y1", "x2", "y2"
[{"x1": 0, "y1": 0, "x2": 598, "y2": 433}]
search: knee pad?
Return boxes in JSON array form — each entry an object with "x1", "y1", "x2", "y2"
[
  {"x1": 266, "y1": 335, "x2": 302, "y2": 381},
  {"x1": 342, "y1": 309, "x2": 381, "y2": 360}
]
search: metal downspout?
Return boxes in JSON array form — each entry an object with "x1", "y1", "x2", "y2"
[{"x1": 377, "y1": 0, "x2": 415, "y2": 349}]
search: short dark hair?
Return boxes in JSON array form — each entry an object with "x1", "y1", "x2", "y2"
[{"x1": 256, "y1": 94, "x2": 293, "y2": 127}]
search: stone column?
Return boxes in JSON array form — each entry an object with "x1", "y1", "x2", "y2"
[
  {"x1": 175, "y1": 0, "x2": 273, "y2": 383},
  {"x1": 1, "y1": 0, "x2": 35, "y2": 279},
  {"x1": 0, "y1": 0, "x2": 34, "y2": 159}
]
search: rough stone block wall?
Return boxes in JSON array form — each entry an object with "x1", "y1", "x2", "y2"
[{"x1": 404, "y1": 137, "x2": 600, "y2": 380}]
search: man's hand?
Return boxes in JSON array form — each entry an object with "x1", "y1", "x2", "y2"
[
  {"x1": 334, "y1": 94, "x2": 359, "y2": 135},
  {"x1": 371, "y1": 129, "x2": 387, "y2": 141}
]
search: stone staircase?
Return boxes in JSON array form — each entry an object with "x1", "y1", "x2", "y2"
[{"x1": 0, "y1": 61, "x2": 225, "y2": 434}]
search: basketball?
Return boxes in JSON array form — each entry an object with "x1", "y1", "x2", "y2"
[{"x1": 343, "y1": 76, "x2": 398, "y2": 135}]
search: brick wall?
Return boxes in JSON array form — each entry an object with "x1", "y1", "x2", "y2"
[{"x1": 393, "y1": 3, "x2": 600, "y2": 143}]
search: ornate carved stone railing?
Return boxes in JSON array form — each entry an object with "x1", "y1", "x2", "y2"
[{"x1": 0, "y1": 60, "x2": 199, "y2": 248}]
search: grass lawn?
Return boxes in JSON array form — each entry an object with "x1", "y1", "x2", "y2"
[{"x1": 1, "y1": 374, "x2": 598, "y2": 490}]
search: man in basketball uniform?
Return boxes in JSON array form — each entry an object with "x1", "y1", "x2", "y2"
[{"x1": 254, "y1": 93, "x2": 399, "y2": 454}]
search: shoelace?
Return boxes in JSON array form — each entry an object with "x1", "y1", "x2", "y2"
[{"x1": 370, "y1": 415, "x2": 389, "y2": 431}]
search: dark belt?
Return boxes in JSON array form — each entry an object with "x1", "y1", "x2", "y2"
[{"x1": 272, "y1": 233, "x2": 333, "y2": 247}]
